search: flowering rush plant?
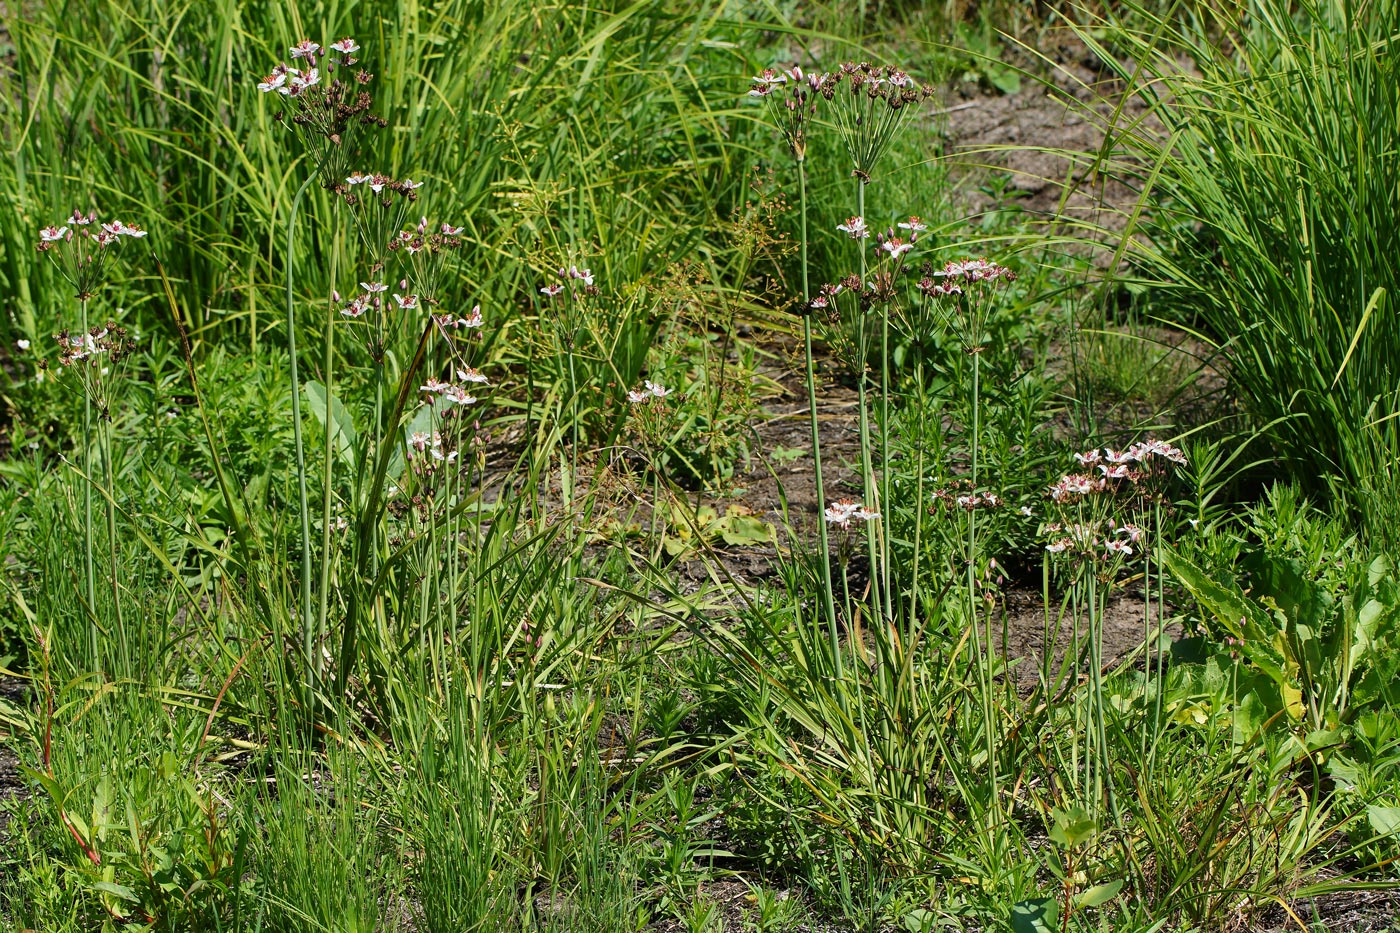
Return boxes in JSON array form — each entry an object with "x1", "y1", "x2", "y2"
[
  {"x1": 36, "y1": 211, "x2": 147, "y2": 300},
  {"x1": 256, "y1": 37, "x2": 387, "y2": 187}
]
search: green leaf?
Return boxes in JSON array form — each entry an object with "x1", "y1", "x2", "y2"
[
  {"x1": 1073, "y1": 879, "x2": 1123, "y2": 909},
  {"x1": 304, "y1": 380, "x2": 358, "y2": 469},
  {"x1": 1011, "y1": 897, "x2": 1059, "y2": 933},
  {"x1": 91, "y1": 880, "x2": 140, "y2": 903},
  {"x1": 1367, "y1": 805, "x2": 1400, "y2": 838},
  {"x1": 1049, "y1": 805, "x2": 1096, "y2": 849},
  {"x1": 718, "y1": 510, "x2": 774, "y2": 547}
]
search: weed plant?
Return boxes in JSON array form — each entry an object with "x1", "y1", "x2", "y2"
[{"x1": 2, "y1": 3, "x2": 1399, "y2": 932}]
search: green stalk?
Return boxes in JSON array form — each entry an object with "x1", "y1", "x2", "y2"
[
  {"x1": 855, "y1": 182, "x2": 882, "y2": 628},
  {"x1": 970, "y1": 349, "x2": 998, "y2": 819},
  {"x1": 316, "y1": 221, "x2": 342, "y2": 698},
  {"x1": 287, "y1": 172, "x2": 317, "y2": 678},
  {"x1": 800, "y1": 159, "x2": 839, "y2": 675},
  {"x1": 80, "y1": 297, "x2": 96, "y2": 662},
  {"x1": 101, "y1": 414, "x2": 125, "y2": 665}
]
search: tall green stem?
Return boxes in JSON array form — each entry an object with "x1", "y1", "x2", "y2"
[
  {"x1": 855, "y1": 182, "x2": 882, "y2": 628},
  {"x1": 102, "y1": 416, "x2": 125, "y2": 664},
  {"x1": 970, "y1": 350, "x2": 998, "y2": 819},
  {"x1": 80, "y1": 298, "x2": 96, "y2": 662},
  {"x1": 800, "y1": 160, "x2": 839, "y2": 675},
  {"x1": 286, "y1": 173, "x2": 317, "y2": 688},
  {"x1": 316, "y1": 221, "x2": 342, "y2": 695}
]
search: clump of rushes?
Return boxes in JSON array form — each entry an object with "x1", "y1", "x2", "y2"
[
  {"x1": 36, "y1": 212, "x2": 146, "y2": 660},
  {"x1": 748, "y1": 64, "x2": 840, "y2": 667},
  {"x1": 1044, "y1": 439, "x2": 1186, "y2": 823}
]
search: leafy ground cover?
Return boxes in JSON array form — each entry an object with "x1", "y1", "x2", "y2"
[{"x1": 2, "y1": 1, "x2": 1399, "y2": 931}]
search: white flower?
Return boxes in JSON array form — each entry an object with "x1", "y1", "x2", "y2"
[
  {"x1": 644, "y1": 380, "x2": 671, "y2": 398},
  {"x1": 402, "y1": 178, "x2": 424, "y2": 190},
  {"x1": 897, "y1": 217, "x2": 927, "y2": 233},
  {"x1": 329, "y1": 38, "x2": 360, "y2": 55},
  {"x1": 360, "y1": 281, "x2": 387, "y2": 293},
  {"x1": 539, "y1": 284, "x2": 564, "y2": 298},
  {"x1": 393, "y1": 293, "x2": 418, "y2": 310},
  {"x1": 627, "y1": 388, "x2": 650, "y2": 404},
  {"x1": 39, "y1": 225, "x2": 68, "y2": 242},
  {"x1": 459, "y1": 305, "x2": 483, "y2": 328},
  {"x1": 340, "y1": 297, "x2": 367, "y2": 318},
  {"x1": 346, "y1": 173, "x2": 370, "y2": 186},
  {"x1": 286, "y1": 67, "x2": 320, "y2": 95},
  {"x1": 420, "y1": 378, "x2": 450, "y2": 393},
  {"x1": 880, "y1": 238, "x2": 913, "y2": 259},
  {"x1": 258, "y1": 71, "x2": 288, "y2": 93},
  {"x1": 824, "y1": 499, "x2": 875, "y2": 528},
  {"x1": 290, "y1": 39, "x2": 321, "y2": 60},
  {"x1": 1074, "y1": 449, "x2": 1102, "y2": 465},
  {"x1": 442, "y1": 385, "x2": 477, "y2": 406},
  {"x1": 17, "y1": 339, "x2": 30, "y2": 350},
  {"x1": 568, "y1": 265, "x2": 594, "y2": 286},
  {"x1": 836, "y1": 216, "x2": 869, "y2": 239},
  {"x1": 456, "y1": 367, "x2": 489, "y2": 384},
  {"x1": 440, "y1": 222, "x2": 464, "y2": 236}
]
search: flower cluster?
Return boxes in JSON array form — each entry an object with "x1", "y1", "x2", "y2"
[
  {"x1": 391, "y1": 215, "x2": 464, "y2": 303},
  {"x1": 35, "y1": 211, "x2": 147, "y2": 300},
  {"x1": 53, "y1": 323, "x2": 134, "y2": 368},
  {"x1": 627, "y1": 380, "x2": 672, "y2": 404},
  {"x1": 1044, "y1": 519, "x2": 1144, "y2": 561},
  {"x1": 539, "y1": 265, "x2": 599, "y2": 301},
  {"x1": 407, "y1": 430, "x2": 457, "y2": 464},
  {"x1": 748, "y1": 65, "x2": 822, "y2": 161},
  {"x1": 824, "y1": 498, "x2": 879, "y2": 528},
  {"x1": 930, "y1": 258, "x2": 1015, "y2": 285},
  {"x1": 916, "y1": 257, "x2": 1017, "y2": 353},
  {"x1": 818, "y1": 63, "x2": 936, "y2": 182},
  {"x1": 256, "y1": 37, "x2": 387, "y2": 188},
  {"x1": 931, "y1": 486, "x2": 1003, "y2": 512}
]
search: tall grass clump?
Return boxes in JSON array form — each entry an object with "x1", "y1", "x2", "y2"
[{"x1": 1076, "y1": 0, "x2": 1400, "y2": 538}]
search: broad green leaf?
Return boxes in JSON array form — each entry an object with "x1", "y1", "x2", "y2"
[
  {"x1": 1074, "y1": 879, "x2": 1124, "y2": 909},
  {"x1": 91, "y1": 881, "x2": 140, "y2": 903},
  {"x1": 1368, "y1": 805, "x2": 1400, "y2": 838},
  {"x1": 1011, "y1": 897, "x2": 1059, "y2": 933},
  {"x1": 304, "y1": 380, "x2": 359, "y2": 469},
  {"x1": 1049, "y1": 805, "x2": 1096, "y2": 848}
]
